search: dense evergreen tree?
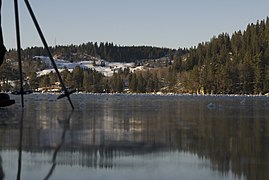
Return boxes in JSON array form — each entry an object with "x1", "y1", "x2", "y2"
[
  {"x1": 39, "y1": 75, "x2": 50, "y2": 88},
  {"x1": 29, "y1": 72, "x2": 39, "y2": 90},
  {"x1": 137, "y1": 73, "x2": 146, "y2": 93},
  {"x1": 83, "y1": 71, "x2": 91, "y2": 92},
  {"x1": 129, "y1": 73, "x2": 138, "y2": 92},
  {"x1": 72, "y1": 66, "x2": 84, "y2": 90},
  {"x1": 111, "y1": 73, "x2": 123, "y2": 93}
]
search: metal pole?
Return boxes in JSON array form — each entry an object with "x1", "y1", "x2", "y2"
[
  {"x1": 24, "y1": 0, "x2": 74, "y2": 109},
  {"x1": 14, "y1": 0, "x2": 24, "y2": 108},
  {"x1": 16, "y1": 110, "x2": 24, "y2": 180}
]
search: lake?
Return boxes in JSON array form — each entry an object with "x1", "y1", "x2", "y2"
[{"x1": 1, "y1": 94, "x2": 269, "y2": 180}]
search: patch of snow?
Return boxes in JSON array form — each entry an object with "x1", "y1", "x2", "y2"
[{"x1": 35, "y1": 56, "x2": 142, "y2": 77}]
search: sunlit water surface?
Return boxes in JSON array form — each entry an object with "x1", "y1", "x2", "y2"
[{"x1": 1, "y1": 94, "x2": 269, "y2": 180}]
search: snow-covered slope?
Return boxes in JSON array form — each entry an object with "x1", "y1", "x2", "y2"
[{"x1": 34, "y1": 56, "x2": 143, "y2": 77}]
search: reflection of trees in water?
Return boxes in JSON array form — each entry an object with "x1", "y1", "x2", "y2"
[
  {"x1": 181, "y1": 103, "x2": 269, "y2": 180},
  {"x1": 0, "y1": 155, "x2": 4, "y2": 180},
  {"x1": 1, "y1": 96, "x2": 269, "y2": 180},
  {"x1": 106, "y1": 97, "x2": 269, "y2": 180}
]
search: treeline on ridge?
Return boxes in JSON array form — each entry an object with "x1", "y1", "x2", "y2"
[
  {"x1": 2, "y1": 17, "x2": 269, "y2": 94},
  {"x1": 22, "y1": 42, "x2": 177, "y2": 62},
  {"x1": 172, "y1": 17, "x2": 269, "y2": 94}
]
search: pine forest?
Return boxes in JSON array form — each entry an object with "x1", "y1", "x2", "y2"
[{"x1": 1, "y1": 17, "x2": 269, "y2": 95}]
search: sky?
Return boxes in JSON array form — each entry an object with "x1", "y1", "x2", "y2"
[{"x1": 2, "y1": 0, "x2": 269, "y2": 50}]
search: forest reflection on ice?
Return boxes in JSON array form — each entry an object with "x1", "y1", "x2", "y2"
[{"x1": 1, "y1": 94, "x2": 269, "y2": 180}]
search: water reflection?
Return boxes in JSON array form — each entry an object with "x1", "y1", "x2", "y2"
[
  {"x1": 0, "y1": 94, "x2": 269, "y2": 179},
  {"x1": 0, "y1": 155, "x2": 4, "y2": 180},
  {"x1": 44, "y1": 111, "x2": 73, "y2": 180},
  {"x1": 16, "y1": 110, "x2": 23, "y2": 180}
]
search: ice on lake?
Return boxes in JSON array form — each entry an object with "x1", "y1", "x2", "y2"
[{"x1": 1, "y1": 94, "x2": 269, "y2": 180}]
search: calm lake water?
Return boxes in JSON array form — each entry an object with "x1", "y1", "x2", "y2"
[{"x1": 1, "y1": 94, "x2": 269, "y2": 180}]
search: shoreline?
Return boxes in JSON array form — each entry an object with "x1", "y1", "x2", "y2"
[{"x1": 5, "y1": 91, "x2": 269, "y2": 98}]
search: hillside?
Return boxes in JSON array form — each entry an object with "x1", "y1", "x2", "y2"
[
  {"x1": 1, "y1": 44, "x2": 180, "y2": 93},
  {"x1": 1, "y1": 17, "x2": 269, "y2": 94},
  {"x1": 174, "y1": 17, "x2": 269, "y2": 94},
  {"x1": 34, "y1": 56, "x2": 139, "y2": 77}
]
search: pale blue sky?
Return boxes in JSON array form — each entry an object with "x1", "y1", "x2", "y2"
[{"x1": 2, "y1": 0, "x2": 269, "y2": 49}]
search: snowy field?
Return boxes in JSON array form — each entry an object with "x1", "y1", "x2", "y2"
[{"x1": 35, "y1": 56, "x2": 144, "y2": 77}]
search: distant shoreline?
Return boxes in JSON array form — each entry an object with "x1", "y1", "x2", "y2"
[{"x1": 6, "y1": 91, "x2": 269, "y2": 98}]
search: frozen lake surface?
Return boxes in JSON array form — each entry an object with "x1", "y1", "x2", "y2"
[{"x1": 1, "y1": 94, "x2": 269, "y2": 180}]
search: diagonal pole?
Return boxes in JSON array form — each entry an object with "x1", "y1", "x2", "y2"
[
  {"x1": 14, "y1": 0, "x2": 24, "y2": 108},
  {"x1": 24, "y1": 0, "x2": 74, "y2": 109},
  {"x1": 16, "y1": 110, "x2": 24, "y2": 180},
  {"x1": 44, "y1": 110, "x2": 73, "y2": 180}
]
